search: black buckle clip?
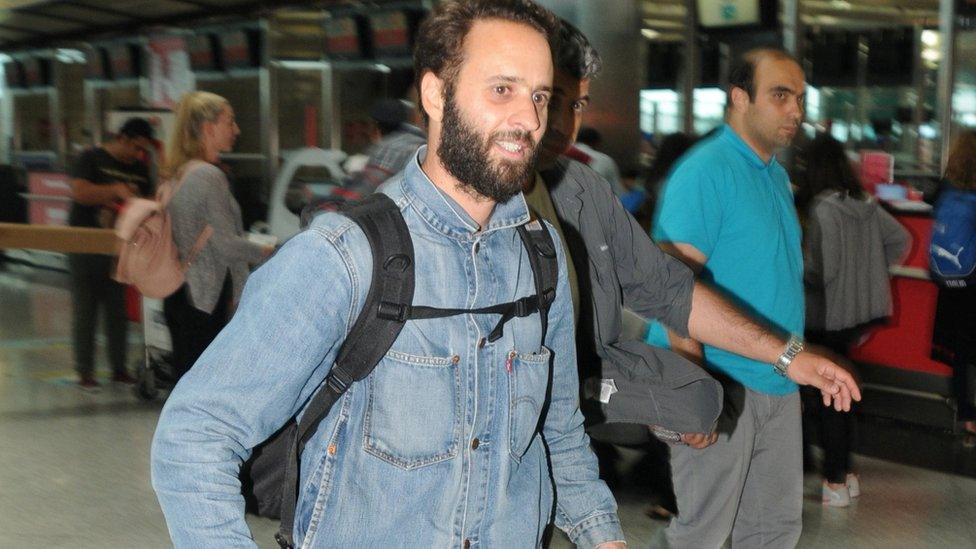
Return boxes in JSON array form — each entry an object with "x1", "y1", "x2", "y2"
[
  {"x1": 376, "y1": 301, "x2": 409, "y2": 322},
  {"x1": 325, "y1": 372, "x2": 350, "y2": 394},
  {"x1": 542, "y1": 288, "x2": 556, "y2": 307},
  {"x1": 275, "y1": 532, "x2": 294, "y2": 549},
  {"x1": 513, "y1": 296, "x2": 536, "y2": 318}
]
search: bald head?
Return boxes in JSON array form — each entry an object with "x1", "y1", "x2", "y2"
[{"x1": 727, "y1": 48, "x2": 800, "y2": 104}]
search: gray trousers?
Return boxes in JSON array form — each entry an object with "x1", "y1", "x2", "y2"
[
  {"x1": 657, "y1": 382, "x2": 803, "y2": 549},
  {"x1": 69, "y1": 253, "x2": 128, "y2": 378}
]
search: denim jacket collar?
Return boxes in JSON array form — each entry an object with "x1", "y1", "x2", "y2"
[{"x1": 402, "y1": 146, "x2": 531, "y2": 241}]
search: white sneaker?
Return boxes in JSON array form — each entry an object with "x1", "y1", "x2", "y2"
[
  {"x1": 822, "y1": 481, "x2": 851, "y2": 507},
  {"x1": 846, "y1": 473, "x2": 860, "y2": 498}
]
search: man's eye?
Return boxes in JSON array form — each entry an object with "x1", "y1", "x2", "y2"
[
  {"x1": 532, "y1": 92, "x2": 550, "y2": 105},
  {"x1": 493, "y1": 85, "x2": 510, "y2": 96},
  {"x1": 572, "y1": 101, "x2": 586, "y2": 112}
]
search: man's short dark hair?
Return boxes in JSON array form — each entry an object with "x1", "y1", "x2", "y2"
[
  {"x1": 726, "y1": 48, "x2": 799, "y2": 104},
  {"x1": 576, "y1": 126, "x2": 601, "y2": 147},
  {"x1": 413, "y1": 0, "x2": 558, "y2": 122},
  {"x1": 552, "y1": 19, "x2": 602, "y2": 81},
  {"x1": 370, "y1": 98, "x2": 408, "y2": 136},
  {"x1": 118, "y1": 117, "x2": 154, "y2": 141}
]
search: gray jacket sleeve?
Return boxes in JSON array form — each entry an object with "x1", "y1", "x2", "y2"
[
  {"x1": 602, "y1": 178, "x2": 695, "y2": 337},
  {"x1": 803, "y1": 209, "x2": 826, "y2": 287},
  {"x1": 878, "y1": 208, "x2": 911, "y2": 267}
]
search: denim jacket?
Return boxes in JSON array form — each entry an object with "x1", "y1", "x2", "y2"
[{"x1": 151, "y1": 148, "x2": 624, "y2": 548}]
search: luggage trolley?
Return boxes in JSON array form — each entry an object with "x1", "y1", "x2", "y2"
[{"x1": 134, "y1": 295, "x2": 177, "y2": 400}]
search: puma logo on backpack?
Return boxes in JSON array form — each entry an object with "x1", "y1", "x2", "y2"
[
  {"x1": 929, "y1": 186, "x2": 976, "y2": 288},
  {"x1": 114, "y1": 160, "x2": 213, "y2": 298}
]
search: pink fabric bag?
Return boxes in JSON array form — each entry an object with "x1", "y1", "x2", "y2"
[{"x1": 114, "y1": 161, "x2": 212, "y2": 299}]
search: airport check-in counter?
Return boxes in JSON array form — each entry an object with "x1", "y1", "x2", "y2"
[{"x1": 848, "y1": 199, "x2": 957, "y2": 428}]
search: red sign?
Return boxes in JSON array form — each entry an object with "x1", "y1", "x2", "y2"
[
  {"x1": 220, "y1": 30, "x2": 251, "y2": 68},
  {"x1": 371, "y1": 12, "x2": 409, "y2": 50},
  {"x1": 324, "y1": 17, "x2": 362, "y2": 57},
  {"x1": 188, "y1": 34, "x2": 217, "y2": 71}
]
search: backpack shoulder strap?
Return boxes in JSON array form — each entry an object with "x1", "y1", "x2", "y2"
[
  {"x1": 276, "y1": 192, "x2": 413, "y2": 549},
  {"x1": 516, "y1": 219, "x2": 559, "y2": 343},
  {"x1": 325, "y1": 193, "x2": 415, "y2": 400}
]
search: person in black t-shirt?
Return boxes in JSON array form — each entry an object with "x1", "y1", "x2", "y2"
[{"x1": 68, "y1": 117, "x2": 154, "y2": 390}]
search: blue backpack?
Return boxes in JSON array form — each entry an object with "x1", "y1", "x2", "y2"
[{"x1": 929, "y1": 186, "x2": 976, "y2": 288}]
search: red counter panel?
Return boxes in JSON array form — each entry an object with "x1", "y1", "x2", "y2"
[{"x1": 848, "y1": 211, "x2": 952, "y2": 377}]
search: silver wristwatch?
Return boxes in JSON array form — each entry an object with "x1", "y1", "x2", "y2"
[{"x1": 773, "y1": 335, "x2": 804, "y2": 377}]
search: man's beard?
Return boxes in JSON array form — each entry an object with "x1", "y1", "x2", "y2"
[{"x1": 438, "y1": 87, "x2": 539, "y2": 203}]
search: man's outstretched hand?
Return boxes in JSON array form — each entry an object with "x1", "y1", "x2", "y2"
[{"x1": 786, "y1": 344, "x2": 861, "y2": 411}]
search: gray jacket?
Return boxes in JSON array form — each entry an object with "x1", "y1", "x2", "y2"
[
  {"x1": 804, "y1": 191, "x2": 911, "y2": 331},
  {"x1": 542, "y1": 157, "x2": 723, "y2": 436},
  {"x1": 168, "y1": 162, "x2": 266, "y2": 313}
]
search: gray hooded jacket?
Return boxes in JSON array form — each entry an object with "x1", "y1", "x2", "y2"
[
  {"x1": 541, "y1": 157, "x2": 723, "y2": 437},
  {"x1": 804, "y1": 191, "x2": 911, "y2": 331}
]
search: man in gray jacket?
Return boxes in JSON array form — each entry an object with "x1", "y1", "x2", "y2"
[{"x1": 527, "y1": 20, "x2": 860, "y2": 446}]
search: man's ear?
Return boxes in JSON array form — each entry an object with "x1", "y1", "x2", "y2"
[
  {"x1": 730, "y1": 87, "x2": 749, "y2": 113},
  {"x1": 420, "y1": 71, "x2": 445, "y2": 124}
]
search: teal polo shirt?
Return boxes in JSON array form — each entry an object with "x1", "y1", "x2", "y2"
[{"x1": 646, "y1": 124, "x2": 802, "y2": 395}]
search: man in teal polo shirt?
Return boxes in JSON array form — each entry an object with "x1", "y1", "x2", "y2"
[{"x1": 649, "y1": 48, "x2": 836, "y2": 547}]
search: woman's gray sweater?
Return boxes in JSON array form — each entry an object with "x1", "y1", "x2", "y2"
[
  {"x1": 804, "y1": 191, "x2": 911, "y2": 331},
  {"x1": 167, "y1": 162, "x2": 266, "y2": 314}
]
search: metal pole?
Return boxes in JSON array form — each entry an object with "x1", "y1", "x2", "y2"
[
  {"x1": 49, "y1": 61, "x2": 64, "y2": 170},
  {"x1": 259, "y1": 19, "x2": 276, "y2": 203},
  {"x1": 937, "y1": 0, "x2": 957, "y2": 174},
  {"x1": 910, "y1": 25, "x2": 926, "y2": 168},
  {"x1": 0, "y1": 75, "x2": 10, "y2": 164},
  {"x1": 782, "y1": 0, "x2": 802, "y2": 57},
  {"x1": 682, "y1": 0, "x2": 699, "y2": 134},
  {"x1": 321, "y1": 63, "x2": 336, "y2": 149},
  {"x1": 856, "y1": 34, "x2": 869, "y2": 143}
]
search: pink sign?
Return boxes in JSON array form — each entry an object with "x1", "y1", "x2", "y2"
[
  {"x1": 28, "y1": 171, "x2": 72, "y2": 197},
  {"x1": 27, "y1": 172, "x2": 72, "y2": 226},
  {"x1": 859, "y1": 150, "x2": 893, "y2": 195}
]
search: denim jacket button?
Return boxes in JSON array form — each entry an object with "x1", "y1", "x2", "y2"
[
  {"x1": 471, "y1": 438, "x2": 480, "y2": 450},
  {"x1": 477, "y1": 337, "x2": 486, "y2": 349},
  {"x1": 452, "y1": 355, "x2": 460, "y2": 364},
  {"x1": 463, "y1": 539, "x2": 471, "y2": 549}
]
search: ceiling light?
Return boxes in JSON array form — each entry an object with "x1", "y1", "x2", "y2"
[{"x1": 642, "y1": 29, "x2": 661, "y2": 40}]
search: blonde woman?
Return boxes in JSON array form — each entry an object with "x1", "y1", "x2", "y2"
[{"x1": 163, "y1": 91, "x2": 271, "y2": 380}]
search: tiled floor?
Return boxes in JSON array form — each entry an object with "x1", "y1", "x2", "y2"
[{"x1": 1, "y1": 262, "x2": 974, "y2": 548}]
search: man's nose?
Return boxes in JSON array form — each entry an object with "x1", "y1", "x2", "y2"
[
  {"x1": 509, "y1": 95, "x2": 544, "y2": 133},
  {"x1": 789, "y1": 97, "x2": 804, "y2": 120}
]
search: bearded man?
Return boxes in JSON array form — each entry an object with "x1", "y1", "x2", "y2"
[{"x1": 150, "y1": 1, "x2": 626, "y2": 548}]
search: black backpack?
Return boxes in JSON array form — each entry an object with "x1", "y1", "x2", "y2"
[{"x1": 240, "y1": 193, "x2": 559, "y2": 549}]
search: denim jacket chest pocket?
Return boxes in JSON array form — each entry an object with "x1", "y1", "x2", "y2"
[{"x1": 363, "y1": 347, "x2": 462, "y2": 470}]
